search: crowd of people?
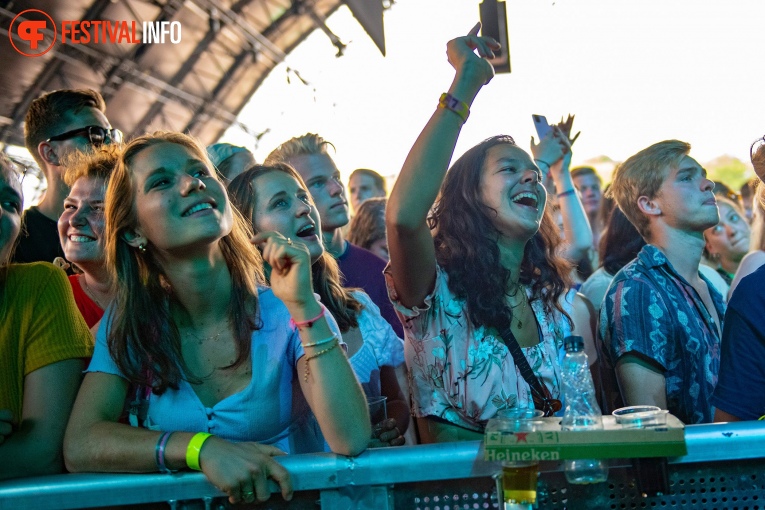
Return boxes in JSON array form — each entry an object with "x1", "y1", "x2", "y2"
[{"x1": 3, "y1": 25, "x2": 765, "y2": 502}]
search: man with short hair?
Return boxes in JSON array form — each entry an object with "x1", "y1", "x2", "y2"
[
  {"x1": 13, "y1": 89, "x2": 118, "y2": 266},
  {"x1": 265, "y1": 134, "x2": 403, "y2": 337},
  {"x1": 571, "y1": 166, "x2": 604, "y2": 247},
  {"x1": 348, "y1": 168, "x2": 386, "y2": 214},
  {"x1": 599, "y1": 140, "x2": 724, "y2": 424}
]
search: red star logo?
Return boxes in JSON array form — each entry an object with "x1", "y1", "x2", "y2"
[{"x1": 515, "y1": 432, "x2": 529, "y2": 443}]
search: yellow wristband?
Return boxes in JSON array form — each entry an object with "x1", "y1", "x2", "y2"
[
  {"x1": 438, "y1": 93, "x2": 470, "y2": 124},
  {"x1": 186, "y1": 432, "x2": 213, "y2": 471}
]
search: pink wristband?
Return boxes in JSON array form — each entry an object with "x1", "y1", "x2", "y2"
[{"x1": 289, "y1": 304, "x2": 326, "y2": 329}]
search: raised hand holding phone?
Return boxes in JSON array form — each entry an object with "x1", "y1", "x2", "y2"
[{"x1": 532, "y1": 114, "x2": 552, "y2": 141}]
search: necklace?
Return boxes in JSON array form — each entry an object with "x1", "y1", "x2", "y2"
[
  {"x1": 80, "y1": 275, "x2": 109, "y2": 310},
  {"x1": 182, "y1": 317, "x2": 231, "y2": 345},
  {"x1": 508, "y1": 284, "x2": 527, "y2": 329},
  {"x1": 513, "y1": 295, "x2": 527, "y2": 329}
]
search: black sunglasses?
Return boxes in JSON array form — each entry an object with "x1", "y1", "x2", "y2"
[{"x1": 46, "y1": 125, "x2": 122, "y2": 146}]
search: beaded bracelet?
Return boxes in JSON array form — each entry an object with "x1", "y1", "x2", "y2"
[
  {"x1": 289, "y1": 304, "x2": 326, "y2": 329},
  {"x1": 557, "y1": 188, "x2": 577, "y2": 199},
  {"x1": 155, "y1": 432, "x2": 173, "y2": 473},
  {"x1": 186, "y1": 432, "x2": 213, "y2": 471},
  {"x1": 438, "y1": 93, "x2": 470, "y2": 124},
  {"x1": 303, "y1": 338, "x2": 339, "y2": 382},
  {"x1": 302, "y1": 334, "x2": 338, "y2": 349}
]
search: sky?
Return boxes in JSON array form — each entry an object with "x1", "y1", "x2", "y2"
[{"x1": 219, "y1": 0, "x2": 765, "y2": 184}]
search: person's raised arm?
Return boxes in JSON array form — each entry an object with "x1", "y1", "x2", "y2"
[
  {"x1": 532, "y1": 132, "x2": 592, "y2": 261},
  {"x1": 386, "y1": 24, "x2": 500, "y2": 308},
  {"x1": 254, "y1": 231, "x2": 371, "y2": 457}
]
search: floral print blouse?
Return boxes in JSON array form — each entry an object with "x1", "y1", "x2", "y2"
[{"x1": 385, "y1": 265, "x2": 575, "y2": 432}]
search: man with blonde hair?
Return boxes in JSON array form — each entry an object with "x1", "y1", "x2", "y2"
[
  {"x1": 265, "y1": 134, "x2": 403, "y2": 337},
  {"x1": 599, "y1": 140, "x2": 724, "y2": 424}
]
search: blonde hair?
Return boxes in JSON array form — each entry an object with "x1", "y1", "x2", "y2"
[
  {"x1": 264, "y1": 133, "x2": 334, "y2": 165},
  {"x1": 62, "y1": 143, "x2": 122, "y2": 186},
  {"x1": 104, "y1": 131, "x2": 265, "y2": 394},
  {"x1": 607, "y1": 140, "x2": 691, "y2": 240}
]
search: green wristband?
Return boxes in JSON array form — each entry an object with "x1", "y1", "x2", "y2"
[{"x1": 186, "y1": 432, "x2": 213, "y2": 471}]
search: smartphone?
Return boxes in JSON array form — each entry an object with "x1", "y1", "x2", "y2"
[
  {"x1": 480, "y1": 0, "x2": 511, "y2": 73},
  {"x1": 532, "y1": 114, "x2": 552, "y2": 140}
]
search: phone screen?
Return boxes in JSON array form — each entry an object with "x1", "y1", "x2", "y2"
[{"x1": 532, "y1": 115, "x2": 551, "y2": 139}]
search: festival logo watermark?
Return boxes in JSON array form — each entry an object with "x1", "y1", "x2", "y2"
[{"x1": 9, "y1": 8, "x2": 181, "y2": 57}]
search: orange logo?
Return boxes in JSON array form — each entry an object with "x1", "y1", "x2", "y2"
[{"x1": 9, "y1": 9, "x2": 56, "y2": 57}]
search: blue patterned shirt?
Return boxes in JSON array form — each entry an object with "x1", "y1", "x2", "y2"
[{"x1": 599, "y1": 245, "x2": 725, "y2": 424}]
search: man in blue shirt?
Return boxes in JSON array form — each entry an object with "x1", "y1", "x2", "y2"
[{"x1": 600, "y1": 140, "x2": 725, "y2": 424}]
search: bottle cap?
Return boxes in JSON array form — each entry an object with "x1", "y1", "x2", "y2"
[{"x1": 564, "y1": 335, "x2": 584, "y2": 352}]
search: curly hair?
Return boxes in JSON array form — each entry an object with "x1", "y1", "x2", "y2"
[
  {"x1": 104, "y1": 131, "x2": 265, "y2": 394},
  {"x1": 228, "y1": 163, "x2": 363, "y2": 332},
  {"x1": 429, "y1": 136, "x2": 572, "y2": 334}
]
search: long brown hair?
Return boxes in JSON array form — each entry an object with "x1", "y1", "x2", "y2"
[
  {"x1": 429, "y1": 135, "x2": 572, "y2": 333},
  {"x1": 347, "y1": 197, "x2": 387, "y2": 252},
  {"x1": 104, "y1": 131, "x2": 265, "y2": 394},
  {"x1": 228, "y1": 163, "x2": 362, "y2": 332}
]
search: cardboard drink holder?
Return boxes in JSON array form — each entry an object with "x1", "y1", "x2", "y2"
[{"x1": 484, "y1": 414, "x2": 686, "y2": 462}]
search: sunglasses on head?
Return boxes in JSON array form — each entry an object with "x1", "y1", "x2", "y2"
[{"x1": 46, "y1": 125, "x2": 123, "y2": 147}]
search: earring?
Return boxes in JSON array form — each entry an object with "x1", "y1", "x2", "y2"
[{"x1": 138, "y1": 243, "x2": 147, "y2": 254}]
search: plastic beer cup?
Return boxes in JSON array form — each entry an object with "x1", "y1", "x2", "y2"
[{"x1": 493, "y1": 408, "x2": 545, "y2": 510}]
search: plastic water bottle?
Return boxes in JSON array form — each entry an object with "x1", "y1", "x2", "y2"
[{"x1": 560, "y1": 335, "x2": 609, "y2": 484}]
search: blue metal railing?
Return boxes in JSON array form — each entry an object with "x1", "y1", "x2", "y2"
[{"x1": 1, "y1": 421, "x2": 764, "y2": 509}]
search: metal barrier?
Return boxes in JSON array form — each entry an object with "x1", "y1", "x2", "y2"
[{"x1": 2, "y1": 421, "x2": 765, "y2": 510}]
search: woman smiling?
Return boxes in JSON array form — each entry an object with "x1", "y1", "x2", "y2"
[{"x1": 64, "y1": 132, "x2": 369, "y2": 505}]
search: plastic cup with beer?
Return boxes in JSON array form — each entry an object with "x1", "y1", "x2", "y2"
[{"x1": 492, "y1": 408, "x2": 545, "y2": 510}]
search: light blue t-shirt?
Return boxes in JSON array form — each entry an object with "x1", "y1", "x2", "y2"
[{"x1": 88, "y1": 287, "x2": 340, "y2": 453}]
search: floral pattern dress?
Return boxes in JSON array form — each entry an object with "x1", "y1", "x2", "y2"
[{"x1": 385, "y1": 265, "x2": 575, "y2": 432}]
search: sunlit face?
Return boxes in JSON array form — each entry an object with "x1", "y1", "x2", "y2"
[
  {"x1": 573, "y1": 172, "x2": 602, "y2": 216},
  {"x1": 286, "y1": 153, "x2": 349, "y2": 231},
  {"x1": 349, "y1": 173, "x2": 384, "y2": 213},
  {"x1": 250, "y1": 171, "x2": 324, "y2": 263},
  {"x1": 129, "y1": 142, "x2": 233, "y2": 254},
  {"x1": 652, "y1": 156, "x2": 718, "y2": 233},
  {"x1": 0, "y1": 170, "x2": 23, "y2": 264},
  {"x1": 45, "y1": 107, "x2": 112, "y2": 168},
  {"x1": 58, "y1": 176, "x2": 107, "y2": 267},
  {"x1": 479, "y1": 143, "x2": 547, "y2": 241},
  {"x1": 704, "y1": 201, "x2": 750, "y2": 264}
]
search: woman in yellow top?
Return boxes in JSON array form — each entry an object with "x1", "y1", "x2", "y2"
[{"x1": 0, "y1": 154, "x2": 93, "y2": 480}]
